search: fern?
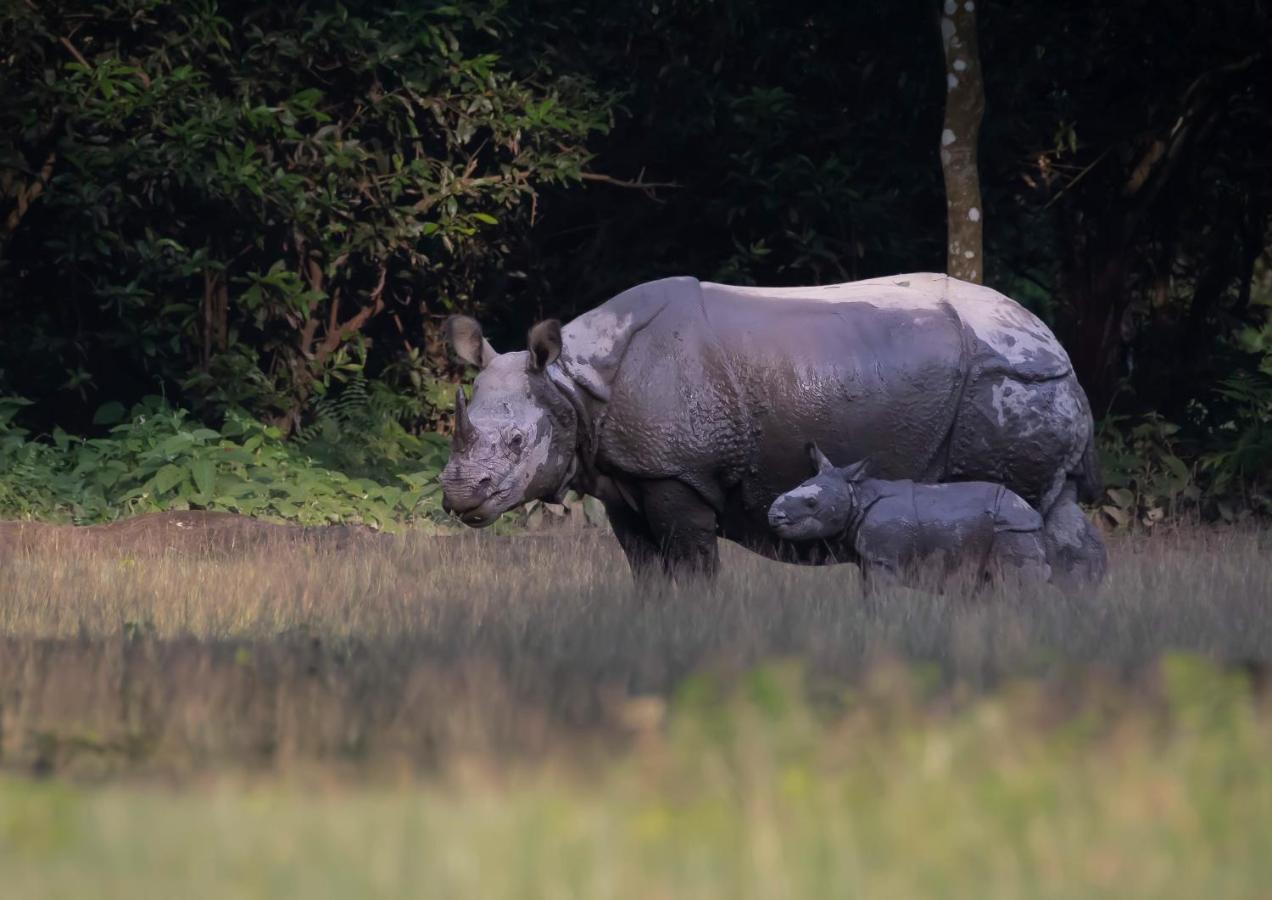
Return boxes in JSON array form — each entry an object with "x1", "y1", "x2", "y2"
[{"x1": 0, "y1": 396, "x2": 447, "y2": 528}]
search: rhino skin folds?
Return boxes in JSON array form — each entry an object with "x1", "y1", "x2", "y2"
[{"x1": 442, "y1": 273, "x2": 1104, "y2": 582}]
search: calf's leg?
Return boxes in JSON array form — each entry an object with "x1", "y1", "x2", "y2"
[
  {"x1": 988, "y1": 530, "x2": 1052, "y2": 586},
  {"x1": 860, "y1": 559, "x2": 904, "y2": 599}
]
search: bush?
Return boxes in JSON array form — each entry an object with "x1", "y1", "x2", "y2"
[
  {"x1": 0, "y1": 395, "x2": 446, "y2": 529},
  {"x1": 1, "y1": 0, "x2": 610, "y2": 432}
]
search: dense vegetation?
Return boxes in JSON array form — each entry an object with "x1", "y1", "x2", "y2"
[{"x1": 3, "y1": 0, "x2": 1271, "y2": 527}]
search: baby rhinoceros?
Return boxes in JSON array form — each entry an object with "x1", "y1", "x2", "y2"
[{"x1": 768, "y1": 444, "x2": 1052, "y2": 593}]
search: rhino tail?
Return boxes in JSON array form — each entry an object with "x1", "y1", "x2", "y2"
[{"x1": 1074, "y1": 428, "x2": 1102, "y2": 505}]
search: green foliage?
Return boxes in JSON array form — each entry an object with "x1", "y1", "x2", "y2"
[
  {"x1": 3, "y1": 1, "x2": 1271, "y2": 526},
  {"x1": 3, "y1": 654, "x2": 1272, "y2": 897},
  {"x1": 294, "y1": 374, "x2": 448, "y2": 481},
  {"x1": 1098, "y1": 384, "x2": 1272, "y2": 529},
  {"x1": 1202, "y1": 373, "x2": 1272, "y2": 512},
  {"x1": 0, "y1": 396, "x2": 445, "y2": 529},
  {"x1": 1202, "y1": 306, "x2": 1272, "y2": 510},
  {"x1": 2, "y1": 0, "x2": 609, "y2": 428},
  {"x1": 1098, "y1": 414, "x2": 1199, "y2": 529},
  {"x1": 1097, "y1": 267, "x2": 1272, "y2": 529}
]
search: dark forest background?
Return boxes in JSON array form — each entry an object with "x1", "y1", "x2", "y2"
[{"x1": 2, "y1": 0, "x2": 1271, "y2": 528}]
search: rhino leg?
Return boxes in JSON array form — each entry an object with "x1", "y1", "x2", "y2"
[
  {"x1": 641, "y1": 479, "x2": 720, "y2": 579},
  {"x1": 603, "y1": 498, "x2": 663, "y2": 580},
  {"x1": 1042, "y1": 481, "x2": 1108, "y2": 591},
  {"x1": 860, "y1": 559, "x2": 904, "y2": 598},
  {"x1": 988, "y1": 530, "x2": 1052, "y2": 586}
]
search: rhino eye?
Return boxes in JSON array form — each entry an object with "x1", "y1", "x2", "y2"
[{"x1": 507, "y1": 431, "x2": 524, "y2": 454}]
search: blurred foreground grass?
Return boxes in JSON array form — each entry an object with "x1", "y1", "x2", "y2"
[
  {"x1": 3, "y1": 654, "x2": 1271, "y2": 899},
  {"x1": 2, "y1": 524, "x2": 1272, "y2": 896}
]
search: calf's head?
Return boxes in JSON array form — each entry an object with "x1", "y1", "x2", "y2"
[
  {"x1": 767, "y1": 444, "x2": 868, "y2": 541},
  {"x1": 440, "y1": 316, "x2": 577, "y2": 527}
]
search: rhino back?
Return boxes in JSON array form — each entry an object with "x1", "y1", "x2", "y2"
[
  {"x1": 990, "y1": 488, "x2": 1046, "y2": 533},
  {"x1": 573, "y1": 273, "x2": 1092, "y2": 535},
  {"x1": 766, "y1": 273, "x2": 1092, "y2": 508},
  {"x1": 596, "y1": 278, "x2": 967, "y2": 514},
  {"x1": 856, "y1": 482, "x2": 998, "y2": 569}
]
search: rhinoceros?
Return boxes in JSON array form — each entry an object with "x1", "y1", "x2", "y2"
[
  {"x1": 440, "y1": 272, "x2": 1106, "y2": 581},
  {"x1": 768, "y1": 444, "x2": 1057, "y2": 592}
]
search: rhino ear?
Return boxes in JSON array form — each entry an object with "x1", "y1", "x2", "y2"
[
  {"x1": 527, "y1": 319, "x2": 562, "y2": 373},
  {"x1": 807, "y1": 442, "x2": 835, "y2": 475},
  {"x1": 445, "y1": 315, "x2": 498, "y2": 369},
  {"x1": 840, "y1": 458, "x2": 870, "y2": 482}
]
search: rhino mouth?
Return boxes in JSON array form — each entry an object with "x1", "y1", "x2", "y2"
[
  {"x1": 768, "y1": 509, "x2": 827, "y2": 541},
  {"x1": 461, "y1": 509, "x2": 495, "y2": 527},
  {"x1": 449, "y1": 486, "x2": 516, "y2": 528}
]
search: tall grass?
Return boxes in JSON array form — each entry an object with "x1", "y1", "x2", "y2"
[
  {"x1": 1, "y1": 525, "x2": 1270, "y2": 775},
  {"x1": 2, "y1": 525, "x2": 1272, "y2": 897}
]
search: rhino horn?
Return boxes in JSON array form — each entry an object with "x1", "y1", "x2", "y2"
[{"x1": 452, "y1": 388, "x2": 476, "y2": 450}]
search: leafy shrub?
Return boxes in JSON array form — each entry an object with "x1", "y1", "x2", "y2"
[
  {"x1": 1097, "y1": 377, "x2": 1272, "y2": 529},
  {"x1": 1097, "y1": 413, "x2": 1200, "y2": 529},
  {"x1": 295, "y1": 374, "x2": 447, "y2": 481},
  {"x1": 0, "y1": 396, "x2": 446, "y2": 529},
  {"x1": 1200, "y1": 318, "x2": 1272, "y2": 517},
  {"x1": 2, "y1": 0, "x2": 610, "y2": 431}
]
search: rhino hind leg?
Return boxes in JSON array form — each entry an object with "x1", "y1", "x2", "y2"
[{"x1": 1042, "y1": 481, "x2": 1108, "y2": 592}]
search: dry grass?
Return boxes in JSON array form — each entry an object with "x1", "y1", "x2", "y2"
[
  {"x1": 2, "y1": 523, "x2": 1272, "y2": 897},
  {"x1": 1, "y1": 523, "x2": 1271, "y2": 777}
]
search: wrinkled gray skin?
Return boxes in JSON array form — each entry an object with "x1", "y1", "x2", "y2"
[
  {"x1": 769, "y1": 445, "x2": 1055, "y2": 593},
  {"x1": 440, "y1": 273, "x2": 1107, "y2": 583}
]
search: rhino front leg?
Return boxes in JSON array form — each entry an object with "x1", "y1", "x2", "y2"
[
  {"x1": 1042, "y1": 481, "x2": 1108, "y2": 591},
  {"x1": 860, "y1": 560, "x2": 901, "y2": 599},
  {"x1": 640, "y1": 479, "x2": 720, "y2": 580},
  {"x1": 602, "y1": 497, "x2": 663, "y2": 580}
]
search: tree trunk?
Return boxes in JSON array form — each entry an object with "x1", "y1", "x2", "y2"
[
  {"x1": 939, "y1": 0, "x2": 985, "y2": 283},
  {"x1": 1065, "y1": 252, "x2": 1129, "y2": 417}
]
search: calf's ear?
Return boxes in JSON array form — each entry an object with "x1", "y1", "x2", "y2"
[
  {"x1": 445, "y1": 315, "x2": 499, "y2": 369},
  {"x1": 840, "y1": 459, "x2": 869, "y2": 482},
  {"x1": 527, "y1": 319, "x2": 562, "y2": 373},
  {"x1": 807, "y1": 442, "x2": 835, "y2": 475}
]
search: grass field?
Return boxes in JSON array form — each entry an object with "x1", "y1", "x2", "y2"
[{"x1": 2, "y1": 524, "x2": 1272, "y2": 897}]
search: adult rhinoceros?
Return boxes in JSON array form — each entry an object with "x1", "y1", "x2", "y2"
[{"x1": 440, "y1": 273, "x2": 1106, "y2": 582}]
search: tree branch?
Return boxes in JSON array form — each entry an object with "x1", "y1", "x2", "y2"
[
  {"x1": 58, "y1": 36, "x2": 90, "y2": 70},
  {"x1": 315, "y1": 265, "x2": 388, "y2": 361},
  {"x1": 1042, "y1": 147, "x2": 1113, "y2": 210},
  {"x1": 579, "y1": 171, "x2": 680, "y2": 201},
  {"x1": 1124, "y1": 53, "x2": 1266, "y2": 207},
  {"x1": 3, "y1": 150, "x2": 56, "y2": 237}
]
